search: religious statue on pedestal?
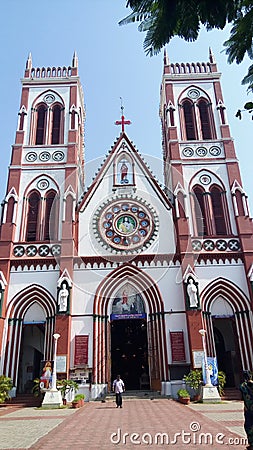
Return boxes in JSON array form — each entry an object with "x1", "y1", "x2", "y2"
[{"x1": 57, "y1": 282, "x2": 69, "y2": 313}]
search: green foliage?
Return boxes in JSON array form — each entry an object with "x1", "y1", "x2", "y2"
[
  {"x1": 121, "y1": 0, "x2": 253, "y2": 91},
  {"x1": 73, "y1": 393, "x2": 85, "y2": 401},
  {"x1": 0, "y1": 375, "x2": 13, "y2": 404},
  {"x1": 177, "y1": 388, "x2": 190, "y2": 398},
  {"x1": 235, "y1": 101, "x2": 253, "y2": 120},
  {"x1": 32, "y1": 378, "x2": 42, "y2": 397},
  {"x1": 57, "y1": 379, "x2": 79, "y2": 399},
  {"x1": 218, "y1": 371, "x2": 226, "y2": 396},
  {"x1": 183, "y1": 370, "x2": 202, "y2": 391},
  {"x1": 224, "y1": 4, "x2": 253, "y2": 65}
]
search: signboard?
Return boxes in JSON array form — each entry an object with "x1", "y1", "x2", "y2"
[
  {"x1": 111, "y1": 313, "x2": 146, "y2": 320},
  {"x1": 193, "y1": 350, "x2": 205, "y2": 369},
  {"x1": 170, "y1": 331, "x2": 186, "y2": 362},
  {"x1": 74, "y1": 335, "x2": 89, "y2": 366},
  {"x1": 56, "y1": 355, "x2": 67, "y2": 373}
]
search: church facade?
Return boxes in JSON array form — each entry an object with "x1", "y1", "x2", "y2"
[{"x1": 0, "y1": 51, "x2": 253, "y2": 397}]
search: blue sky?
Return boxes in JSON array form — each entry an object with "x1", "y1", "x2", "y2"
[{"x1": 1, "y1": 1, "x2": 252, "y2": 212}]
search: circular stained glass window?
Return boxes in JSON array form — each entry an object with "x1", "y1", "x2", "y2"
[{"x1": 94, "y1": 198, "x2": 158, "y2": 252}]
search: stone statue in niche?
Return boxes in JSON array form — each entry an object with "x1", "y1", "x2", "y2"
[
  {"x1": 117, "y1": 158, "x2": 132, "y2": 185},
  {"x1": 58, "y1": 282, "x2": 69, "y2": 313},
  {"x1": 186, "y1": 278, "x2": 199, "y2": 309}
]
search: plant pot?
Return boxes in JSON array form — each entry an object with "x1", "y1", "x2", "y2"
[
  {"x1": 72, "y1": 401, "x2": 79, "y2": 408},
  {"x1": 179, "y1": 397, "x2": 190, "y2": 405}
]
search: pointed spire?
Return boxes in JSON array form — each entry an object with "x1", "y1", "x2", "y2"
[
  {"x1": 72, "y1": 51, "x2": 78, "y2": 68},
  {"x1": 209, "y1": 47, "x2": 215, "y2": 64},
  {"x1": 26, "y1": 52, "x2": 32, "y2": 70},
  {"x1": 163, "y1": 48, "x2": 169, "y2": 66}
]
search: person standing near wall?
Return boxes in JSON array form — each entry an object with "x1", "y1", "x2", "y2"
[
  {"x1": 240, "y1": 371, "x2": 253, "y2": 450},
  {"x1": 113, "y1": 375, "x2": 125, "y2": 408}
]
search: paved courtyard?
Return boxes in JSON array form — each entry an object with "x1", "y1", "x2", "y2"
[{"x1": 0, "y1": 398, "x2": 247, "y2": 449}]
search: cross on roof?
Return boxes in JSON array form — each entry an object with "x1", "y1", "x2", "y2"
[{"x1": 115, "y1": 100, "x2": 131, "y2": 133}]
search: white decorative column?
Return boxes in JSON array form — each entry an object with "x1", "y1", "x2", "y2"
[{"x1": 42, "y1": 333, "x2": 63, "y2": 408}]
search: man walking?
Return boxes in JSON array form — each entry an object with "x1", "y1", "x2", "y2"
[{"x1": 113, "y1": 374, "x2": 125, "y2": 408}]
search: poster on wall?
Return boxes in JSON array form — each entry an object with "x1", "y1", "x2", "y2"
[
  {"x1": 39, "y1": 360, "x2": 53, "y2": 390},
  {"x1": 170, "y1": 331, "x2": 186, "y2": 362},
  {"x1": 56, "y1": 355, "x2": 67, "y2": 373},
  {"x1": 111, "y1": 287, "x2": 146, "y2": 320},
  {"x1": 74, "y1": 335, "x2": 89, "y2": 366},
  {"x1": 193, "y1": 350, "x2": 205, "y2": 369}
]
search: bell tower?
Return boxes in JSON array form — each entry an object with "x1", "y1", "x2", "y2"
[
  {"x1": 0, "y1": 53, "x2": 85, "y2": 373},
  {"x1": 160, "y1": 49, "x2": 253, "y2": 365}
]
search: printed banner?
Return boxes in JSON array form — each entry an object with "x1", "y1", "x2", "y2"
[
  {"x1": 40, "y1": 360, "x2": 53, "y2": 390},
  {"x1": 202, "y1": 356, "x2": 218, "y2": 386}
]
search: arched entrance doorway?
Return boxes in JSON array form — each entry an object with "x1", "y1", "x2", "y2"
[
  {"x1": 211, "y1": 296, "x2": 242, "y2": 387},
  {"x1": 202, "y1": 279, "x2": 253, "y2": 387},
  {"x1": 111, "y1": 319, "x2": 149, "y2": 390},
  {"x1": 17, "y1": 302, "x2": 47, "y2": 393},
  {"x1": 18, "y1": 323, "x2": 45, "y2": 393},
  {"x1": 213, "y1": 317, "x2": 241, "y2": 387},
  {"x1": 93, "y1": 264, "x2": 168, "y2": 390},
  {"x1": 2, "y1": 285, "x2": 56, "y2": 390},
  {"x1": 110, "y1": 285, "x2": 149, "y2": 390}
]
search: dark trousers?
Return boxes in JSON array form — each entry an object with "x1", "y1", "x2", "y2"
[
  {"x1": 244, "y1": 410, "x2": 253, "y2": 445},
  {"x1": 115, "y1": 393, "x2": 122, "y2": 407}
]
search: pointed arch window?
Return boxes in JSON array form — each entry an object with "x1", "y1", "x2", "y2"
[
  {"x1": 6, "y1": 197, "x2": 15, "y2": 223},
  {"x1": 51, "y1": 105, "x2": 61, "y2": 144},
  {"x1": 182, "y1": 100, "x2": 196, "y2": 140},
  {"x1": 192, "y1": 186, "x2": 207, "y2": 236},
  {"x1": 210, "y1": 186, "x2": 227, "y2": 235},
  {"x1": 198, "y1": 100, "x2": 212, "y2": 139},
  {"x1": 177, "y1": 191, "x2": 186, "y2": 218},
  {"x1": 180, "y1": 92, "x2": 216, "y2": 141},
  {"x1": 235, "y1": 190, "x2": 245, "y2": 216},
  {"x1": 44, "y1": 190, "x2": 57, "y2": 240},
  {"x1": 31, "y1": 95, "x2": 65, "y2": 146},
  {"x1": 26, "y1": 191, "x2": 40, "y2": 241},
  {"x1": 35, "y1": 105, "x2": 47, "y2": 145},
  {"x1": 65, "y1": 195, "x2": 74, "y2": 223}
]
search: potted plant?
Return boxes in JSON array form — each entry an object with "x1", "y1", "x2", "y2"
[
  {"x1": 72, "y1": 393, "x2": 85, "y2": 408},
  {"x1": 218, "y1": 371, "x2": 226, "y2": 397},
  {"x1": 0, "y1": 375, "x2": 13, "y2": 404},
  {"x1": 183, "y1": 369, "x2": 202, "y2": 401},
  {"x1": 177, "y1": 388, "x2": 190, "y2": 405},
  {"x1": 57, "y1": 379, "x2": 79, "y2": 405}
]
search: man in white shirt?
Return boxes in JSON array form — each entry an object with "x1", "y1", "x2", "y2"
[{"x1": 113, "y1": 374, "x2": 125, "y2": 408}]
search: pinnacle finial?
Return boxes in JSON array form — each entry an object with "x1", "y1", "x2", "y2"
[
  {"x1": 26, "y1": 52, "x2": 32, "y2": 70},
  {"x1": 163, "y1": 48, "x2": 169, "y2": 66},
  {"x1": 209, "y1": 47, "x2": 215, "y2": 64},
  {"x1": 72, "y1": 51, "x2": 78, "y2": 68}
]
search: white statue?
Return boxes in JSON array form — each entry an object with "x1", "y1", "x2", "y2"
[
  {"x1": 187, "y1": 278, "x2": 198, "y2": 308},
  {"x1": 58, "y1": 283, "x2": 69, "y2": 312}
]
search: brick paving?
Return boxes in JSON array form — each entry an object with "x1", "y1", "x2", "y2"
[{"x1": 0, "y1": 398, "x2": 248, "y2": 449}]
